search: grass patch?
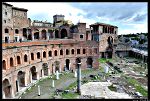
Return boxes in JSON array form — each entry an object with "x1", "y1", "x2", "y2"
[
  {"x1": 99, "y1": 58, "x2": 112, "y2": 63},
  {"x1": 126, "y1": 77, "x2": 147, "y2": 97},
  {"x1": 62, "y1": 92, "x2": 79, "y2": 99},
  {"x1": 108, "y1": 84, "x2": 117, "y2": 92}
]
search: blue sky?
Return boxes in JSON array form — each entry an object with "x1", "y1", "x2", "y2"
[{"x1": 7, "y1": 2, "x2": 148, "y2": 35}]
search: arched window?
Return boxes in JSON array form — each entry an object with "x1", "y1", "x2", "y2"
[
  {"x1": 83, "y1": 49, "x2": 86, "y2": 54},
  {"x1": 54, "y1": 50, "x2": 57, "y2": 56},
  {"x1": 24, "y1": 54, "x2": 28, "y2": 62},
  {"x1": 37, "y1": 52, "x2": 40, "y2": 59},
  {"x1": 5, "y1": 28, "x2": 9, "y2": 33},
  {"x1": 66, "y1": 49, "x2": 69, "y2": 55},
  {"x1": 43, "y1": 51, "x2": 46, "y2": 58},
  {"x1": 15, "y1": 29, "x2": 19, "y2": 34},
  {"x1": 3, "y1": 60, "x2": 6, "y2": 70},
  {"x1": 17, "y1": 56, "x2": 21, "y2": 64},
  {"x1": 31, "y1": 53, "x2": 34, "y2": 60},
  {"x1": 10, "y1": 57, "x2": 14, "y2": 67},
  {"x1": 49, "y1": 51, "x2": 52, "y2": 57},
  {"x1": 60, "y1": 49, "x2": 63, "y2": 55},
  {"x1": 71, "y1": 49, "x2": 74, "y2": 54}
]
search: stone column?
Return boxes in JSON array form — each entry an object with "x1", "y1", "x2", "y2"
[
  {"x1": 74, "y1": 69, "x2": 77, "y2": 78},
  {"x1": 69, "y1": 63, "x2": 71, "y2": 70},
  {"x1": 48, "y1": 68, "x2": 51, "y2": 76},
  {"x1": 11, "y1": 87, "x2": 15, "y2": 98},
  {"x1": 41, "y1": 70, "x2": 44, "y2": 77},
  {"x1": 52, "y1": 80, "x2": 55, "y2": 88},
  {"x1": 77, "y1": 63, "x2": 81, "y2": 94},
  {"x1": 3, "y1": 91, "x2": 5, "y2": 99},
  {"x1": 46, "y1": 33, "x2": 49, "y2": 40},
  {"x1": 36, "y1": 72, "x2": 40, "y2": 80},
  {"x1": 32, "y1": 34, "x2": 34, "y2": 41},
  {"x1": 24, "y1": 75, "x2": 27, "y2": 87},
  {"x1": 59, "y1": 66, "x2": 61, "y2": 73},
  {"x1": 38, "y1": 85, "x2": 40, "y2": 96},
  {"x1": 30, "y1": 71, "x2": 32, "y2": 83},
  {"x1": 56, "y1": 70, "x2": 59, "y2": 80}
]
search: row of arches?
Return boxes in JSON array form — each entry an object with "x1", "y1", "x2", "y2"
[
  {"x1": 3, "y1": 48, "x2": 98, "y2": 70},
  {"x1": 33, "y1": 28, "x2": 68, "y2": 40},
  {"x1": 3, "y1": 57, "x2": 94, "y2": 98}
]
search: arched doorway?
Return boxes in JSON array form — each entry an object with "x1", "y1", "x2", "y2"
[
  {"x1": 3, "y1": 79, "x2": 12, "y2": 98},
  {"x1": 106, "y1": 46, "x2": 113, "y2": 58},
  {"x1": 54, "y1": 61, "x2": 60, "y2": 72},
  {"x1": 87, "y1": 57, "x2": 93, "y2": 68},
  {"x1": 65, "y1": 59, "x2": 70, "y2": 70},
  {"x1": 30, "y1": 66, "x2": 37, "y2": 80},
  {"x1": 61, "y1": 29, "x2": 67, "y2": 38},
  {"x1": 3, "y1": 60, "x2": 6, "y2": 70},
  {"x1": 41, "y1": 29, "x2": 47, "y2": 40},
  {"x1": 17, "y1": 71, "x2": 25, "y2": 87},
  {"x1": 34, "y1": 32, "x2": 39, "y2": 39},
  {"x1": 42, "y1": 63, "x2": 48, "y2": 76},
  {"x1": 55, "y1": 30, "x2": 59, "y2": 38}
]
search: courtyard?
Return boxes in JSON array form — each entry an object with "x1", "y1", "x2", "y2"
[{"x1": 17, "y1": 56, "x2": 147, "y2": 99}]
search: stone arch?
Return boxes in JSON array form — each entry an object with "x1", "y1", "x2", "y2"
[
  {"x1": 37, "y1": 52, "x2": 40, "y2": 59},
  {"x1": 43, "y1": 51, "x2": 46, "y2": 58},
  {"x1": 42, "y1": 63, "x2": 48, "y2": 76},
  {"x1": 87, "y1": 57, "x2": 93, "y2": 68},
  {"x1": 24, "y1": 54, "x2": 28, "y2": 62},
  {"x1": 10, "y1": 57, "x2": 14, "y2": 67},
  {"x1": 17, "y1": 56, "x2": 21, "y2": 64},
  {"x1": 30, "y1": 66, "x2": 37, "y2": 80},
  {"x1": 17, "y1": 71, "x2": 25, "y2": 87},
  {"x1": 60, "y1": 29, "x2": 67, "y2": 38},
  {"x1": 41, "y1": 29, "x2": 47, "y2": 40},
  {"x1": 3, "y1": 60, "x2": 6, "y2": 70},
  {"x1": 34, "y1": 29, "x2": 39, "y2": 39},
  {"x1": 65, "y1": 59, "x2": 70, "y2": 70},
  {"x1": 54, "y1": 50, "x2": 57, "y2": 56},
  {"x1": 3, "y1": 79, "x2": 12, "y2": 98},
  {"x1": 55, "y1": 30, "x2": 59, "y2": 38}
]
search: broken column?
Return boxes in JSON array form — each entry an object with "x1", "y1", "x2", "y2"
[
  {"x1": 74, "y1": 69, "x2": 77, "y2": 78},
  {"x1": 52, "y1": 80, "x2": 55, "y2": 88},
  {"x1": 56, "y1": 70, "x2": 59, "y2": 80},
  {"x1": 77, "y1": 62, "x2": 81, "y2": 94},
  {"x1": 38, "y1": 85, "x2": 40, "y2": 96}
]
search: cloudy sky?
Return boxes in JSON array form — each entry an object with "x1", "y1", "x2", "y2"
[{"x1": 7, "y1": 2, "x2": 147, "y2": 35}]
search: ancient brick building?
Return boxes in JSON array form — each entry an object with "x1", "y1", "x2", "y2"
[{"x1": 2, "y1": 2, "x2": 118, "y2": 99}]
